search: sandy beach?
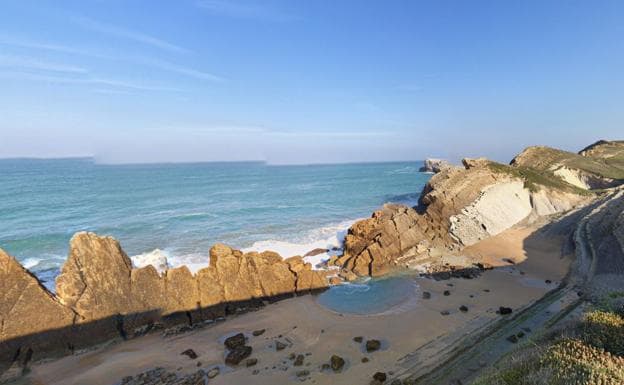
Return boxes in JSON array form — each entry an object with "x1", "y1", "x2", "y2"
[{"x1": 21, "y1": 223, "x2": 571, "y2": 385}]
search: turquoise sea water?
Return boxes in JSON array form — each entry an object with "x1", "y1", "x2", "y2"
[{"x1": 0, "y1": 158, "x2": 430, "y2": 290}]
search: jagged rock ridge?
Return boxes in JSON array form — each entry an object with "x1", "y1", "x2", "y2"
[{"x1": 0, "y1": 233, "x2": 329, "y2": 376}]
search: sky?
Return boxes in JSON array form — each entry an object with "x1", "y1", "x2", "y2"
[{"x1": 0, "y1": 0, "x2": 623, "y2": 165}]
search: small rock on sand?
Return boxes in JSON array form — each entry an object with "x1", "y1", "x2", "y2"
[
  {"x1": 296, "y1": 370, "x2": 310, "y2": 378},
  {"x1": 353, "y1": 336, "x2": 363, "y2": 343},
  {"x1": 422, "y1": 291, "x2": 431, "y2": 299},
  {"x1": 224, "y1": 333, "x2": 246, "y2": 350},
  {"x1": 225, "y1": 345, "x2": 252, "y2": 365},
  {"x1": 252, "y1": 329, "x2": 265, "y2": 336},
  {"x1": 443, "y1": 290, "x2": 451, "y2": 296},
  {"x1": 373, "y1": 372, "x2": 387, "y2": 382},
  {"x1": 207, "y1": 367, "x2": 220, "y2": 378},
  {"x1": 330, "y1": 355, "x2": 345, "y2": 372},
  {"x1": 361, "y1": 357, "x2": 370, "y2": 363},
  {"x1": 246, "y1": 358, "x2": 258, "y2": 367},
  {"x1": 181, "y1": 349, "x2": 198, "y2": 359},
  {"x1": 498, "y1": 307, "x2": 513, "y2": 315},
  {"x1": 275, "y1": 341, "x2": 287, "y2": 351},
  {"x1": 294, "y1": 354, "x2": 305, "y2": 366},
  {"x1": 366, "y1": 339, "x2": 381, "y2": 352},
  {"x1": 440, "y1": 310, "x2": 450, "y2": 316},
  {"x1": 459, "y1": 305, "x2": 468, "y2": 313}
]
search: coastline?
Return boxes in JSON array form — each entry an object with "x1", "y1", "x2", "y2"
[{"x1": 21, "y1": 221, "x2": 571, "y2": 385}]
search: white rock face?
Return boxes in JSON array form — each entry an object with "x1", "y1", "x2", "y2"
[
  {"x1": 449, "y1": 181, "x2": 533, "y2": 246},
  {"x1": 530, "y1": 189, "x2": 581, "y2": 216},
  {"x1": 131, "y1": 249, "x2": 170, "y2": 273}
]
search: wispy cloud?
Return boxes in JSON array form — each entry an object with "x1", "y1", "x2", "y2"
[
  {"x1": 0, "y1": 53, "x2": 88, "y2": 74},
  {"x1": 138, "y1": 58, "x2": 225, "y2": 82},
  {"x1": 1, "y1": 37, "x2": 224, "y2": 82},
  {"x1": 0, "y1": 36, "x2": 111, "y2": 59},
  {"x1": 196, "y1": 0, "x2": 296, "y2": 22},
  {"x1": 0, "y1": 71, "x2": 182, "y2": 92},
  {"x1": 72, "y1": 16, "x2": 189, "y2": 54}
]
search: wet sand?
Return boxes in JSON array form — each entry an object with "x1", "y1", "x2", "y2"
[{"x1": 25, "y1": 224, "x2": 571, "y2": 385}]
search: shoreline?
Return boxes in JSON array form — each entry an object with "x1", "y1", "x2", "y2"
[{"x1": 19, "y1": 221, "x2": 572, "y2": 385}]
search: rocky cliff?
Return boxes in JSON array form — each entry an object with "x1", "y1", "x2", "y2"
[
  {"x1": 334, "y1": 147, "x2": 601, "y2": 278},
  {"x1": 0, "y1": 233, "x2": 329, "y2": 376}
]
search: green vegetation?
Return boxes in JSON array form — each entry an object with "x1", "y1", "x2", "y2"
[
  {"x1": 472, "y1": 308, "x2": 624, "y2": 385},
  {"x1": 486, "y1": 161, "x2": 592, "y2": 195},
  {"x1": 512, "y1": 144, "x2": 624, "y2": 181}
]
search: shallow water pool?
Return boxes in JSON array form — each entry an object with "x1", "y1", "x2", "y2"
[{"x1": 317, "y1": 275, "x2": 419, "y2": 315}]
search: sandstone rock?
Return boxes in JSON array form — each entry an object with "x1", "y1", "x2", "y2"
[
  {"x1": 56, "y1": 232, "x2": 134, "y2": 323},
  {"x1": 0, "y1": 248, "x2": 76, "y2": 372}
]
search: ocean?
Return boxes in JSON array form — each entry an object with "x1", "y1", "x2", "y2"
[{"x1": 0, "y1": 158, "x2": 430, "y2": 291}]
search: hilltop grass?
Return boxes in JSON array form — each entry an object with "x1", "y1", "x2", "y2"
[
  {"x1": 472, "y1": 307, "x2": 624, "y2": 385},
  {"x1": 486, "y1": 162, "x2": 593, "y2": 195},
  {"x1": 514, "y1": 145, "x2": 624, "y2": 181}
]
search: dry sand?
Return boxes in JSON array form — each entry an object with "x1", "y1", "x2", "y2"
[{"x1": 24, "y1": 224, "x2": 571, "y2": 385}]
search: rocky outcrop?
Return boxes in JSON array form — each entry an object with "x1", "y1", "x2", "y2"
[
  {"x1": 0, "y1": 249, "x2": 76, "y2": 375},
  {"x1": 336, "y1": 157, "x2": 590, "y2": 278},
  {"x1": 419, "y1": 158, "x2": 452, "y2": 173},
  {"x1": 0, "y1": 233, "x2": 329, "y2": 376},
  {"x1": 511, "y1": 143, "x2": 624, "y2": 190}
]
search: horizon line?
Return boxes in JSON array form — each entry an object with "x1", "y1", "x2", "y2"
[{"x1": 0, "y1": 156, "x2": 428, "y2": 167}]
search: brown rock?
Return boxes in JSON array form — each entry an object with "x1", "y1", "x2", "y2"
[
  {"x1": 0, "y1": 248, "x2": 75, "y2": 371},
  {"x1": 225, "y1": 345, "x2": 252, "y2": 365},
  {"x1": 224, "y1": 333, "x2": 246, "y2": 350},
  {"x1": 366, "y1": 339, "x2": 381, "y2": 352},
  {"x1": 330, "y1": 355, "x2": 345, "y2": 372}
]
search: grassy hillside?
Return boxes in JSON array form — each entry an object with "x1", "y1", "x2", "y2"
[
  {"x1": 510, "y1": 144, "x2": 624, "y2": 181},
  {"x1": 486, "y1": 161, "x2": 592, "y2": 195},
  {"x1": 473, "y1": 297, "x2": 624, "y2": 385}
]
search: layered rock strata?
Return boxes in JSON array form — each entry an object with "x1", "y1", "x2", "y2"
[
  {"x1": 0, "y1": 233, "x2": 328, "y2": 376},
  {"x1": 335, "y1": 158, "x2": 589, "y2": 277}
]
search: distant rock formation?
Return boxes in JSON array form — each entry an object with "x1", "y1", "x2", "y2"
[
  {"x1": 0, "y1": 233, "x2": 329, "y2": 376},
  {"x1": 419, "y1": 158, "x2": 452, "y2": 173}
]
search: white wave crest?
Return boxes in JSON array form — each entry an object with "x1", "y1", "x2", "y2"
[
  {"x1": 131, "y1": 249, "x2": 170, "y2": 273},
  {"x1": 243, "y1": 219, "x2": 359, "y2": 269}
]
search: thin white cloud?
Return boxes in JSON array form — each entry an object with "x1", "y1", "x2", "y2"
[
  {"x1": 0, "y1": 71, "x2": 182, "y2": 92},
  {"x1": 0, "y1": 53, "x2": 88, "y2": 74},
  {"x1": 138, "y1": 58, "x2": 225, "y2": 82},
  {"x1": 196, "y1": 0, "x2": 296, "y2": 22},
  {"x1": 1, "y1": 37, "x2": 224, "y2": 83},
  {"x1": 0, "y1": 36, "x2": 111, "y2": 58},
  {"x1": 72, "y1": 16, "x2": 189, "y2": 54}
]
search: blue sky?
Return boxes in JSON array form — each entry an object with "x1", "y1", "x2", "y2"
[{"x1": 1, "y1": 0, "x2": 623, "y2": 164}]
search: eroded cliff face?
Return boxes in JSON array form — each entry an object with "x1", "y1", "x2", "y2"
[
  {"x1": 0, "y1": 233, "x2": 329, "y2": 376},
  {"x1": 335, "y1": 159, "x2": 589, "y2": 278}
]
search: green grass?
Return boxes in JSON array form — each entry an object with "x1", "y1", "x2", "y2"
[
  {"x1": 472, "y1": 308, "x2": 624, "y2": 385},
  {"x1": 486, "y1": 161, "x2": 593, "y2": 195}
]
